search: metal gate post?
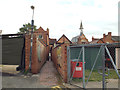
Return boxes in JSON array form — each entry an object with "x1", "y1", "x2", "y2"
[
  {"x1": 102, "y1": 45, "x2": 106, "y2": 89},
  {"x1": 82, "y1": 46, "x2": 85, "y2": 89},
  {"x1": 105, "y1": 46, "x2": 120, "y2": 78},
  {"x1": 0, "y1": 33, "x2": 1, "y2": 90},
  {"x1": 67, "y1": 46, "x2": 71, "y2": 83}
]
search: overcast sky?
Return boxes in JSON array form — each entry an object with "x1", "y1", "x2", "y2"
[{"x1": 0, "y1": 0, "x2": 119, "y2": 41}]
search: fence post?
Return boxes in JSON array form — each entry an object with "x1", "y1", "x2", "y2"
[
  {"x1": 82, "y1": 46, "x2": 85, "y2": 89},
  {"x1": 105, "y1": 46, "x2": 120, "y2": 79},
  {"x1": 102, "y1": 45, "x2": 106, "y2": 89}
]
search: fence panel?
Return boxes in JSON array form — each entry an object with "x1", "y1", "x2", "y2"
[
  {"x1": 70, "y1": 47, "x2": 102, "y2": 69},
  {"x1": 67, "y1": 43, "x2": 120, "y2": 89},
  {"x1": 2, "y1": 34, "x2": 24, "y2": 65}
]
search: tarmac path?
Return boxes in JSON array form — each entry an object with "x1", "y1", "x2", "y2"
[{"x1": 1, "y1": 60, "x2": 62, "y2": 88}]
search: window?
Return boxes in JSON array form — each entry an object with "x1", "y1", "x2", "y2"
[{"x1": 39, "y1": 35, "x2": 43, "y2": 39}]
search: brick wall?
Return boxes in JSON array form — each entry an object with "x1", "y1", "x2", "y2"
[
  {"x1": 25, "y1": 30, "x2": 49, "y2": 73},
  {"x1": 51, "y1": 43, "x2": 69, "y2": 83},
  {"x1": 25, "y1": 34, "x2": 31, "y2": 71},
  {"x1": 31, "y1": 34, "x2": 49, "y2": 73}
]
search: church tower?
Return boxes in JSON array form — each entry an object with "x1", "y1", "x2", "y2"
[
  {"x1": 71, "y1": 21, "x2": 89, "y2": 44},
  {"x1": 79, "y1": 21, "x2": 83, "y2": 36}
]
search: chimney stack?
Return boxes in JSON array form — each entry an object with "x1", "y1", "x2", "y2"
[
  {"x1": 92, "y1": 36, "x2": 94, "y2": 41},
  {"x1": 108, "y1": 32, "x2": 111, "y2": 36},
  {"x1": 47, "y1": 28, "x2": 49, "y2": 36},
  {"x1": 103, "y1": 34, "x2": 106, "y2": 38}
]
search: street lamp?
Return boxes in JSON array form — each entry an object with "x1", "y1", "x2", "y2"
[
  {"x1": 29, "y1": 5, "x2": 35, "y2": 71},
  {"x1": 31, "y1": 5, "x2": 35, "y2": 33}
]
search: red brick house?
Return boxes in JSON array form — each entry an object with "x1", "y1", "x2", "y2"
[
  {"x1": 34, "y1": 26, "x2": 50, "y2": 46},
  {"x1": 90, "y1": 32, "x2": 120, "y2": 69},
  {"x1": 57, "y1": 34, "x2": 72, "y2": 44},
  {"x1": 49, "y1": 34, "x2": 72, "y2": 53},
  {"x1": 71, "y1": 21, "x2": 89, "y2": 44},
  {"x1": 90, "y1": 32, "x2": 120, "y2": 44}
]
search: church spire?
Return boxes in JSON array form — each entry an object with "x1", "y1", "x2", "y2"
[{"x1": 79, "y1": 21, "x2": 83, "y2": 36}]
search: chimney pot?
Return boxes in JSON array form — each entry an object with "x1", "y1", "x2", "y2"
[
  {"x1": 108, "y1": 32, "x2": 111, "y2": 35},
  {"x1": 103, "y1": 34, "x2": 106, "y2": 38}
]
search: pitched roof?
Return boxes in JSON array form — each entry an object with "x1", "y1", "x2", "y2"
[
  {"x1": 112, "y1": 36, "x2": 120, "y2": 42},
  {"x1": 57, "y1": 34, "x2": 72, "y2": 44},
  {"x1": 91, "y1": 35, "x2": 120, "y2": 44},
  {"x1": 93, "y1": 38, "x2": 100, "y2": 40},
  {"x1": 34, "y1": 26, "x2": 46, "y2": 33},
  {"x1": 90, "y1": 40, "x2": 99, "y2": 44}
]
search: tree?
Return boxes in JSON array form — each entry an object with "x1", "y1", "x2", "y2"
[{"x1": 18, "y1": 23, "x2": 37, "y2": 34}]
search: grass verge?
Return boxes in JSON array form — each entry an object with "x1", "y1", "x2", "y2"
[{"x1": 72, "y1": 69, "x2": 119, "y2": 82}]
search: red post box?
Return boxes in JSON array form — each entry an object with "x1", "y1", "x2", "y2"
[{"x1": 71, "y1": 61, "x2": 83, "y2": 78}]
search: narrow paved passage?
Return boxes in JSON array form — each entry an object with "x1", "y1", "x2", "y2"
[{"x1": 38, "y1": 60, "x2": 61, "y2": 87}]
